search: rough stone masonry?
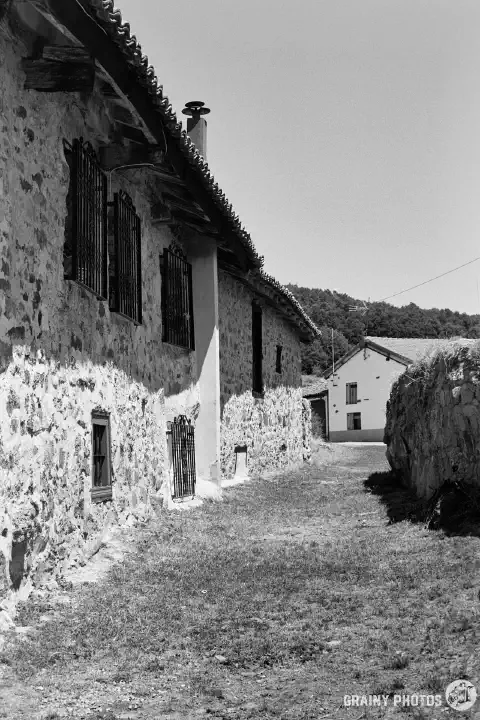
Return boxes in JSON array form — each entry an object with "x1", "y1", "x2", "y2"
[
  {"x1": 385, "y1": 340, "x2": 480, "y2": 499},
  {"x1": 0, "y1": 20, "x2": 198, "y2": 595},
  {"x1": 218, "y1": 269, "x2": 311, "y2": 480},
  {"x1": 0, "y1": 4, "x2": 314, "y2": 603}
]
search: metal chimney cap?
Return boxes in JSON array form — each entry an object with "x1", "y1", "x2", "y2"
[{"x1": 182, "y1": 101, "x2": 211, "y2": 117}]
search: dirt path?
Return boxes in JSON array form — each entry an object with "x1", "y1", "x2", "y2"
[{"x1": 2, "y1": 444, "x2": 479, "y2": 720}]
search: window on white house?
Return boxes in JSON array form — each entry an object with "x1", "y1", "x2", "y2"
[
  {"x1": 347, "y1": 412, "x2": 361, "y2": 430},
  {"x1": 346, "y1": 382, "x2": 358, "y2": 404},
  {"x1": 91, "y1": 412, "x2": 112, "y2": 503}
]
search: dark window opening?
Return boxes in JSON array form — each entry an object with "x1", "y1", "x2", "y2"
[
  {"x1": 91, "y1": 412, "x2": 112, "y2": 502},
  {"x1": 109, "y1": 191, "x2": 142, "y2": 324},
  {"x1": 170, "y1": 415, "x2": 196, "y2": 499},
  {"x1": 346, "y1": 382, "x2": 358, "y2": 404},
  {"x1": 160, "y1": 246, "x2": 194, "y2": 350},
  {"x1": 64, "y1": 138, "x2": 108, "y2": 299},
  {"x1": 276, "y1": 345, "x2": 283, "y2": 374},
  {"x1": 252, "y1": 301, "x2": 263, "y2": 395},
  {"x1": 347, "y1": 412, "x2": 361, "y2": 431}
]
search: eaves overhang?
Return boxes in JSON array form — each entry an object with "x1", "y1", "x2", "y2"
[
  {"x1": 219, "y1": 264, "x2": 320, "y2": 343},
  {"x1": 35, "y1": 0, "x2": 263, "y2": 271}
]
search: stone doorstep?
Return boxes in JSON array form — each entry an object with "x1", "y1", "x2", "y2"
[
  {"x1": 167, "y1": 496, "x2": 204, "y2": 512},
  {"x1": 221, "y1": 475, "x2": 249, "y2": 488}
]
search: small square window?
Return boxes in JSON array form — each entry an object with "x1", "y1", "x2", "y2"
[
  {"x1": 276, "y1": 345, "x2": 282, "y2": 374},
  {"x1": 91, "y1": 412, "x2": 112, "y2": 502},
  {"x1": 347, "y1": 412, "x2": 361, "y2": 431}
]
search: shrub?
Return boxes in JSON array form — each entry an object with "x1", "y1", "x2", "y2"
[{"x1": 311, "y1": 413, "x2": 325, "y2": 439}]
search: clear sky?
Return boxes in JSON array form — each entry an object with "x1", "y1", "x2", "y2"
[{"x1": 116, "y1": 0, "x2": 480, "y2": 314}]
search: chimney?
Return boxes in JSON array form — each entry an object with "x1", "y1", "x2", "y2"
[{"x1": 182, "y1": 101, "x2": 210, "y2": 160}]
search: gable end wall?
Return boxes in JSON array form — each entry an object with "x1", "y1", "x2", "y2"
[{"x1": 327, "y1": 347, "x2": 406, "y2": 441}]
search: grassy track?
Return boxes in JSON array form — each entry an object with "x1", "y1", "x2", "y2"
[{"x1": 2, "y1": 443, "x2": 480, "y2": 719}]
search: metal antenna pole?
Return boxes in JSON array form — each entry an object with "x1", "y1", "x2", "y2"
[{"x1": 332, "y1": 327, "x2": 335, "y2": 376}]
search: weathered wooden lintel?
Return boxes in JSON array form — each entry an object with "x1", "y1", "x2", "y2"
[{"x1": 22, "y1": 45, "x2": 95, "y2": 92}]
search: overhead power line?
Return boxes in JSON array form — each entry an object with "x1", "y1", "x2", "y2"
[{"x1": 378, "y1": 255, "x2": 480, "y2": 304}]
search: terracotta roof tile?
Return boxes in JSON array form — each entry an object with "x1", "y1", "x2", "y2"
[{"x1": 257, "y1": 271, "x2": 321, "y2": 339}]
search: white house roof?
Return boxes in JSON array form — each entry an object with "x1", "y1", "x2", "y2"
[
  {"x1": 324, "y1": 336, "x2": 475, "y2": 378},
  {"x1": 363, "y1": 337, "x2": 474, "y2": 361}
]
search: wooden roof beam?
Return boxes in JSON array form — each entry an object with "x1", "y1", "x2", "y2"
[{"x1": 22, "y1": 44, "x2": 95, "y2": 92}]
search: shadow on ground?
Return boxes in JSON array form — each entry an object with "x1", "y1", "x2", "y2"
[{"x1": 363, "y1": 470, "x2": 480, "y2": 538}]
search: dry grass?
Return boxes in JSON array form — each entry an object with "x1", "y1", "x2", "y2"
[{"x1": 3, "y1": 444, "x2": 480, "y2": 719}]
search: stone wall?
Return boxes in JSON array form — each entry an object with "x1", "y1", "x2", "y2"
[
  {"x1": 218, "y1": 269, "x2": 310, "y2": 479},
  {"x1": 0, "y1": 21, "x2": 198, "y2": 593},
  {"x1": 385, "y1": 340, "x2": 480, "y2": 499}
]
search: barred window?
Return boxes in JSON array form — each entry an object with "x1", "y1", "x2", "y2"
[
  {"x1": 64, "y1": 138, "x2": 108, "y2": 299},
  {"x1": 109, "y1": 191, "x2": 142, "y2": 324},
  {"x1": 169, "y1": 415, "x2": 196, "y2": 500},
  {"x1": 252, "y1": 301, "x2": 263, "y2": 395},
  {"x1": 160, "y1": 246, "x2": 195, "y2": 350},
  {"x1": 91, "y1": 411, "x2": 112, "y2": 503}
]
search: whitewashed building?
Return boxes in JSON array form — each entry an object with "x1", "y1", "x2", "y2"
[{"x1": 325, "y1": 337, "x2": 454, "y2": 442}]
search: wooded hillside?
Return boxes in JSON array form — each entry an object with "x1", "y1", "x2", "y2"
[{"x1": 287, "y1": 284, "x2": 480, "y2": 376}]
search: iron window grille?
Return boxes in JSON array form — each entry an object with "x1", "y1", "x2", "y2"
[
  {"x1": 346, "y1": 382, "x2": 358, "y2": 404},
  {"x1": 91, "y1": 411, "x2": 112, "y2": 503},
  {"x1": 347, "y1": 412, "x2": 362, "y2": 431},
  {"x1": 65, "y1": 138, "x2": 108, "y2": 299},
  {"x1": 160, "y1": 246, "x2": 195, "y2": 350},
  {"x1": 252, "y1": 301, "x2": 263, "y2": 395},
  {"x1": 276, "y1": 345, "x2": 283, "y2": 374},
  {"x1": 109, "y1": 191, "x2": 142, "y2": 324},
  {"x1": 169, "y1": 415, "x2": 196, "y2": 499}
]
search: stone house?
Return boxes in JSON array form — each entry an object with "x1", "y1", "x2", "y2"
[
  {"x1": 325, "y1": 337, "x2": 456, "y2": 442},
  {"x1": 302, "y1": 376, "x2": 328, "y2": 440},
  {"x1": 0, "y1": 0, "x2": 318, "y2": 592}
]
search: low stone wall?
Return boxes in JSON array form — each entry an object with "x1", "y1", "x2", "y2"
[{"x1": 385, "y1": 340, "x2": 480, "y2": 498}]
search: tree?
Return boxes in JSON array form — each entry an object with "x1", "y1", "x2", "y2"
[
  {"x1": 302, "y1": 327, "x2": 352, "y2": 375},
  {"x1": 286, "y1": 283, "x2": 480, "y2": 374}
]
